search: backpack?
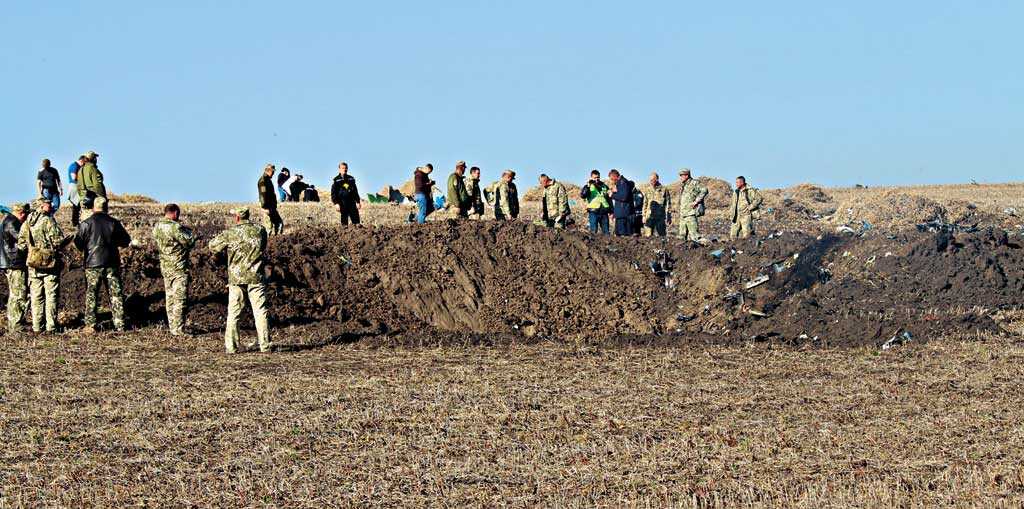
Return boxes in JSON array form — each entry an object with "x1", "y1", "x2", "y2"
[{"x1": 26, "y1": 217, "x2": 57, "y2": 270}]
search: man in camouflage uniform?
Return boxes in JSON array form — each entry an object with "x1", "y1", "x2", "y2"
[
  {"x1": 538, "y1": 174, "x2": 571, "y2": 229},
  {"x1": 17, "y1": 199, "x2": 66, "y2": 333},
  {"x1": 75, "y1": 197, "x2": 132, "y2": 333},
  {"x1": 676, "y1": 168, "x2": 709, "y2": 242},
  {"x1": 152, "y1": 203, "x2": 195, "y2": 336},
  {"x1": 209, "y1": 207, "x2": 272, "y2": 353},
  {"x1": 641, "y1": 172, "x2": 671, "y2": 237},
  {"x1": 488, "y1": 170, "x2": 519, "y2": 220},
  {"x1": 730, "y1": 175, "x2": 763, "y2": 239},
  {"x1": 467, "y1": 166, "x2": 485, "y2": 220},
  {"x1": 77, "y1": 150, "x2": 106, "y2": 222},
  {"x1": 1, "y1": 203, "x2": 30, "y2": 333}
]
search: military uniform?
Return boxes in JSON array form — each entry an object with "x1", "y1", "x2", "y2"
[
  {"x1": 1, "y1": 205, "x2": 29, "y2": 333},
  {"x1": 467, "y1": 177, "x2": 484, "y2": 219},
  {"x1": 17, "y1": 209, "x2": 64, "y2": 332},
  {"x1": 153, "y1": 218, "x2": 196, "y2": 336},
  {"x1": 729, "y1": 185, "x2": 763, "y2": 239},
  {"x1": 489, "y1": 179, "x2": 519, "y2": 220},
  {"x1": 447, "y1": 172, "x2": 471, "y2": 218},
  {"x1": 209, "y1": 209, "x2": 272, "y2": 353},
  {"x1": 77, "y1": 156, "x2": 106, "y2": 222},
  {"x1": 258, "y1": 173, "x2": 284, "y2": 235},
  {"x1": 542, "y1": 180, "x2": 571, "y2": 228},
  {"x1": 641, "y1": 183, "x2": 670, "y2": 237},
  {"x1": 676, "y1": 178, "x2": 709, "y2": 241}
]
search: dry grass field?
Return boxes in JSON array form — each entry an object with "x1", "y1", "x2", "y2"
[{"x1": 2, "y1": 181, "x2": 1024, "y2": 506}]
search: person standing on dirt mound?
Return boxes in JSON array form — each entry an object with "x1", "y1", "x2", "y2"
[
  {"x1": 1, "y1": 203, "x2": 30, "y2": 334},
  {"x1": 276, "y1": 168, "x2": 291, "y2": 203},
  {"x1": 36, "y1": 159, "x2": 63, "y2": 212},
  {"x1": 258, "y1": 164, "x2": 284, "y2": 235},
  {"x1": 641, "y1": 172, "x2": 671, "y2": 237},
  {"x1": 488, "y1": 170, "x2": 519, "y2": 220},
  {"x1": 676, "y1": 168, "x2": 708, "y2": 242},
  {"x1": 67, "y1": 155, "x2": 87, "y2": 227},
  {"x1": 608, "y1": 169, "x2": 635, "y2": 236},
  {"x1": 467, "y1": 167, "x2": 485, "y2": 220},
  {"x1": 414, "y1": 164, "x2": 436, "y2": 224},
  {"x1": 75, "y1": 197, "x2": 132, "y2": 334},
  {"x1": 209, "y1": 207, "x2": 273, "y2": 354},
  {"x1": 580, "y1": 170, "x2": 611, "y2": 234},
  {"x1": 77, "y1": 151, "x2": 106, "y2": 222},
  {"x1": 447, "y1": 161, "x2": 471, "y2": 219},
  {"x1": 729, "y1": 176, "x2": 763, "y2": 239},
  {"x1": 153, "y1": 203, "x2": 196, "y2": 337},
  {"x1": 17, "y1": 199, "x2": 68, "y2": 334},
  {"x1": 538, "y1": 174, "x2": 571, "y2": 228},
  {"x1": 330, "y1": 162, "x2": 362, "y2": 225}
]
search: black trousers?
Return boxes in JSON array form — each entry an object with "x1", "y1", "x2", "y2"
[
  {"x1": 266, "y1": 206, "x2": 284, "y2": 233},
  {"x1": 614, "y1": 216, "x2": 632, "y2": 236},
  {"x1": 340, "y1": 207, "x2": 360, "y2": 225}
]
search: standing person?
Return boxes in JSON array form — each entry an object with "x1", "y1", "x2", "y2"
[
  {"x1": 447, "y1": 161, "x2": 471, "y2": 219},
  {"x1": 152, "y1": 203, "x2": 196, "y2": 337},
  {"x1": 467, "y1": 167, "x2": 484, "y2": 219},
  {"x1": 539, "y1": 174, "x2": 570, "y2": 228},
  {"x1": 276, "y1": 168, "x2": 291, "y2": 203},
  {"x1": 676, "y1": 168, "x2": 708, "y2": 241},
  {"x1": 489, "y1": 170, "x2": 519, "y2": 220},
  {"x1": 608, "y1": 169, "x2": 635, "y2": 236},
  {"x1": 641, "y1": 172, "x2": 671, "y2": 237},
  {"x1": 74, "y1": 197, "x2": 132, "y2": 333},
  {"x1": 331, "y1": 162, "x2": 362, "y2": 225},
  {"x1": 36, "y1": 159, "x2": 63, "y2": 212},
  {"x1": 580, "y1": 170, "x2": 611, "y2": 234},
  {"x1": 257, "y1": 164, "x2": 284, "y2": 235},
  {"x1": 77, "y1": 151, "x2": 106, "y2": 221},
  {"x1": 17, "y1": 199, "x2": 66, "y2": 333},
  {"x1": 414, "y1": 164, "x2": 436, "y2": 224},
  {"x1": 208, "y1": 207, "x2": 272, "y2": 354},
  {"x1": 1, "y1": 203, "x2": 30, "y2": 334},
  {"x1": 66, "y1": 155, "x2": 87, "y2": 227},
  {"x1": 729, "y1": 176, "x2": 763, "y2": 239}
]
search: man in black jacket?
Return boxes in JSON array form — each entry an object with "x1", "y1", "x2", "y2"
[
  {"x1": 1, "y1": 203, "x2": 30, "y2": 334},
  {"x1": 257, "y1": 164, "x2": 284, "y2": 235},
  {"x1": 74, "y1": 197, "x2": 132, "y2": 333},
  {"x1": 608, "y1": 169, "x2": 635, "y2": 236},
  {"x1": 331, "y1": 162, "x2": 362, "y2": 225}
]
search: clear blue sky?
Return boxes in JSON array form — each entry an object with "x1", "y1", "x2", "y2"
[{"x1": 2, "y1": 1, "x2": 1021, "y2": 204}]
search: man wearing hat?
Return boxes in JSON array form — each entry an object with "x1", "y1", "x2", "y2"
[
  {"x1": 487, "y1": 170, "x2": 519, "y2": 220},
  {"x1": 257, "y1": 164, "x2": 284, "y2": 235},
  {"x1": 17, "y1": 199, "x2": 66, "y2": 333},
  {"x1": 74, "y1": 196, "x2": 132, "y2": 333},
  {"x1": 676, "y1": 168, "x2": 709, "y2": 242},
  {"x1": 152, "y1": 203, "x2": 196, "y2": 336},
  {"x1": 1, "y1": 203, "x2": 30, "y2": 333},
  {"x1": 77, "y1": 151, "x2": 106, "y2": 222},
  {"x1": 209, "y1": 207, "x2": 273, "y2": 353},
  {"x1": 641, "y1": 172, "x2": 671, "y2": 237},
  {"x1": 447, "y1": 161, "x2": 471, "y2": 219}
]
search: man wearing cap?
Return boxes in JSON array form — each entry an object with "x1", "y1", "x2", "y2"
[
  {"x1": 488, "y1": 170, "x2": 519, "y2": 220},
  {"x1": 447, "y1": 161, "x2": 471, "y2": 219},
  {"x1": 67, "y1": 155, "x2": 87, "y2": 226},
  {"x1": 331, "y1": 162, "x2": 362, "y2": 225},
  {"x1": 640, "y1": 172, "x2": 671, "y2": 237},
  {"x1": 1, "y1": 203, "x2": 30, "y2": 334},
  {"x1": 258, "y1": 164, "x2": 284, "y2": 235},
  {"x1": 17, "y1": 199, "x2": 66, "y2": 333},
  {"x1": 152, "y1": 203, "x2": 196, "y2": 336},
  {"x1": 75, "y1": 197, "x2": 132, "y2": 333},
  {"x1": 539, "y1": 174, "x2": 571, "y2": 228},
  {"x1": 209, "y1": 207, "x2": 272, "y2": 353},
  {"x1": 676, "y1": 169, "x2": 709, "y2": 242},
  {"x1": 730, "y1": 176, "x2": 763, "y2": 239},
  {"x1": 77, "y1": 151, "x2": 106, "y2": 222}
]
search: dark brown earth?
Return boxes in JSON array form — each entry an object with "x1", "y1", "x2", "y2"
[{"x1": 1, "y1": 216, "x2": 1022, "y2": 348}]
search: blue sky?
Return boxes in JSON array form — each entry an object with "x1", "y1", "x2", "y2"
[{"x1": 2, "y1": 1, "x2": 1021, "y2": 204}]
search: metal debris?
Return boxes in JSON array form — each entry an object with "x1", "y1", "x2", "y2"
[
  {"x1": 881, "y1": 329, "x2": 913, "y2": 350},
  {"x1": 744, "y1": 275, "x2": 770, "y2": 290}
]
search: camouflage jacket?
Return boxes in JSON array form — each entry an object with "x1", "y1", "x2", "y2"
[
  {"x1": 152, "y1": 218, "x2": 196, "y2": 274},
  {"x1": 542, "y1": 180, "x2": 570, "y2": 221},
  {"x1": 208, "y1": 221, "x2": 268, "y2": 285},
  {"x1": 17, "y1": 212, "x2": 65, "y2": 273},
  {"x1": 78, "y1": 163, "x2": 106, "y2": 200},
  {"x1": 677, "y1": 179, "x2": 709, "y2": 218},
  {"x1": 489, "y1": 180, "x2": 519, "y2": 219},
  {"x1": 641, "y1": 184, "x2": 671, "y2": 220},
  {"x1": 730, "y1": 186, "x2": 763, "y2": 222}
]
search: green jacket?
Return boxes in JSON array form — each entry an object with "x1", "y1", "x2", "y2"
[
  {"x1": 152, "y1": 218, "x2": 196, "y2": 274},
  {"x1": 677, "y1": 179, "x2": 709, "y2": 218},
  {"x1": 209, "y1": 221, "x2": 268, "y2": 285},
  {"x1": 581, "y1": 181, "x2": 611, "y2": 211},
  {"x1": 78, "y1": 162, "x2": 106, "y2": 201},
  {"x1": 730, "y1": 186, "x2": 763, "y2": 223},
  {"x1": 447, "y1": 173, "x2": 470, "y2": 210},
  {"x1": 542, "y1": 180, "x2": 570, "y2": 222}
]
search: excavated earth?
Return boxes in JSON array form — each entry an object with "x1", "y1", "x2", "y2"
[{"x1": 1, "y1": 218, "x2": 1022, "y2": 348}]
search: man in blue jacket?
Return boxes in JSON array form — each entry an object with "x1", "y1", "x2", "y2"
[{"x1": 608, "y1": 169, "x2": 635, "y2": 236}]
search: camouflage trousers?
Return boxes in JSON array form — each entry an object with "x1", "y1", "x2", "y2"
[
  {"x1": 643, "y1": 215, "x2": 667, "y2": 237},
  {"x1": 85, "y1": 267, "x2": 126, "y2": 330},
  {"x1": 5, "y1": 269, "x2": 28, "y2": 333},
  {"x1": 225, "y1": 284, "x2": 271, "y2": 353},
  {"x1": 162, "y1": 270, "x2": 190, "y2": 336},
  {"x1": 730, "y1": 214, "x2": 755, "y2": 239},
  {"x1": 678, "y1": 215, "x2": 701, "y2": 241},
  {"x1": 28, "y1": 269, "x2": 59, "y2": 332}
]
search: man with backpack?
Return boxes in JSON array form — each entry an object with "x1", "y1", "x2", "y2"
[
  {"x1": 17, "y1": 199, "x2": 67, "y2": 333},
  {"x1": 730, "y1": 176, "x2": 763, "y2": 239}
]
